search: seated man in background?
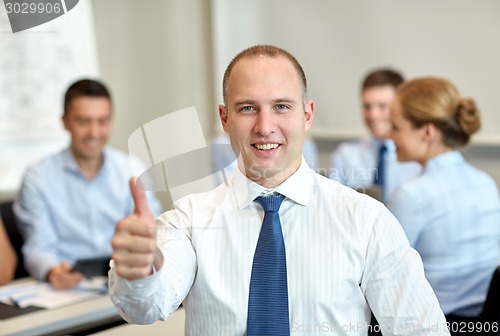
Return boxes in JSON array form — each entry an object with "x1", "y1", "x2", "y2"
[
  {"x1": 0, "y1": 215, "x2": 17, "y2": 285},
  {"x1": 14, "y1": 79, "x2": 161, "y2": 289},
  {"x1": 329, "y1": 69, "x2": 420, "y2": 203}
]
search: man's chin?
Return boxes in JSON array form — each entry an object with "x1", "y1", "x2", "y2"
[
  {"x1": 246, "y1": 165, "x2": 278, "y2": 178},
  {"x1": 370, "y1": 129, "x2": 391, "y2": 139},
  {"x1": 75, "y1": 149, "x2": 103, "y2": 162},
  {"x1": 396, "y1": 153, "x2": 410, "y2": 163}
]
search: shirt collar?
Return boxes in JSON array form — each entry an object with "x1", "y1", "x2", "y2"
[
  {"x1": 62, "y1": 148, "x2": 80, "y2": 173},
  {"x1": 425, "y1": 150, "x2": 464, "y2": 172},
  {"x1": 62, "y1": 147, "x2": 108, "y2": 176},
  {"x1": 230, "y1": 157, "x2": 313, "y2": 210},
  {"x1": 372, "y1": 138, "x2": 396, "y2": 153}
]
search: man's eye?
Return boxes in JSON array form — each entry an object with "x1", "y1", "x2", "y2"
[
  {"x1": 76, "y1": 119, "x2": 90, "y2": 126},
  {"x1": 240, "y1": 106, "x2": 254, "y2": 112},
  {"x1": 99, "y1": 118, "x2": 111, "y2": 126},
  {"x1": 275, "y1": 104, "x2": 289, "y2": 111}
]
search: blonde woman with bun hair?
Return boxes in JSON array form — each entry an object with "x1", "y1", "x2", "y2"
[{"x1": 388, "y1": 77, "x2": 500, "y2": 327}]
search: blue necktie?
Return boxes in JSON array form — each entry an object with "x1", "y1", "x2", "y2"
[
  {"x1": 374, "y1": 143, "x2": 387, "y2": 199},
  {"x1": 247, "y1": 194, "x2": 289, "y2": 336}
]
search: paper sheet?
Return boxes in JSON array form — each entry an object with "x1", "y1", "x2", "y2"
[{"x1": 0, "y1": 277, "x2": 107, "y2": 309}]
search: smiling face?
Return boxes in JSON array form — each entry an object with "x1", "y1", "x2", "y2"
[
  {"x1": 362, "y1": 85, "x2": 396, "y2": 139},
  {"x1": 219, "y1": 55, "x2": 314, "y2": 188},
  {"x1": 390, "y1": 98, "x2": 428, "y2": 164},
  {"x1": 63, "y1": 96, "x2": 112, "y2": 165}
]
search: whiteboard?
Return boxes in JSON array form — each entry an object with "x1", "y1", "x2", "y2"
[
  {"x1": 211, "y1": 0, "x2": 500, "y2": 145},
  {"x1": 0, "y1": 2, "x2": 99, "y2": 194}
]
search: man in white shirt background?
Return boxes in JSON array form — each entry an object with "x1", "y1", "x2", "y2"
[{"x1": 329, "y1": 69, "x2": 421, "y2": 203}]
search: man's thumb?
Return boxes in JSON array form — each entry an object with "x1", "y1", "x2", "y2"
[{"x1": 129, "y1": 177, "x2": 154, "y2": 221}]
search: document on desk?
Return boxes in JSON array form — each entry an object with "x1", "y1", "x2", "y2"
[{"x1": 0, "y1": 277, "x2": 107, "y2": 309}]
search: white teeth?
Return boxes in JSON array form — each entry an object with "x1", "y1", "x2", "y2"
[{"x1": 255, "y1": 143, "x2": 279, "y2": 150}]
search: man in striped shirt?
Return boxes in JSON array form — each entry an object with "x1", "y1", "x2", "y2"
[{"x1": 109, "y1": 45, "x2": 449, "y2": 335}]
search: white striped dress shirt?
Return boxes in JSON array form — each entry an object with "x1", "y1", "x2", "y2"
[{"x1": 109, "y1": 159, "x2": 449, "y2": 335}]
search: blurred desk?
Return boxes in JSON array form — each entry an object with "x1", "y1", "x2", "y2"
[
  {"x1": 0, "y1": 292, "x2": 122, "y2": 336},
  {"x1": 92, "y1": 308, "x2": 185, "y2": 336}
]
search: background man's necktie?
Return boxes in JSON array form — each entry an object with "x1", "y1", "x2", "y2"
[
  {"x1": 374, "y1": 143, "x2": 387, "y2": 200},
  {"x1": 247, "y1": 194, "x2": 289, "y2": 336}
]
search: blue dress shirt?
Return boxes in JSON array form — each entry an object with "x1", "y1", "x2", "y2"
[
  {"x1": 14, "y1": 147, "x2": 162, "y2": 281},
  {"x1": 329, "y1": 138, "x2": 421, "y2": 203},
  {"x1": 388, "y1": 151, "x2": 500, "y2": 316}
]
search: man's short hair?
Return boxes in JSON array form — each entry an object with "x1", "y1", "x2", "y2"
[
  {"x1": 361, "y1": 69, "x2": 404, "y2": 92},
  {"x1": 64, "y1": 79, "x2": 111, "y2": 116},
  {"x1": 222, "y1": 45, "x2": 307, "y2": 104}
]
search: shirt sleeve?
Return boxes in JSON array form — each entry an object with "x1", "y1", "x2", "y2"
[
  {"x1": 108, "y1": 205, "x2": 197, "y2": 324},
  {"x1": 361, "y1": 206, "x2": 449, "y2": 335},
  {"x1": 13, "y1": 168, "x2": 60, "y2": 280}
]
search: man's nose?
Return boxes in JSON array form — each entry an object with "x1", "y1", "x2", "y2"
[
  {"x1": 253, "y1": 109, "x2": 276, "y2": 136},
  {"x1": 89, "y1": 122, "x2": 100, "y2": 137}
]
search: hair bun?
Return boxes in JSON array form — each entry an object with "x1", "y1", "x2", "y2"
[{"x1": 456, "y1": 98, "x2": 480, "y2": 135}]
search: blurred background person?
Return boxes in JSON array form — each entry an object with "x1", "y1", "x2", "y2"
[
  {"x1": 0, "y1": 215, "x2": 17, "y2": 285},
  {"x1": 388, "y1": 77, "x2": 500, "y2": 328},
  {"x1": 14, "y1": 79, "x2": 161, "y2": 289},
  {"x1": 329, "y1": 69, "x2": 420, "y2": 203}
]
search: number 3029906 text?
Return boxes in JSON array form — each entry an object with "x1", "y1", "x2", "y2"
[
  {"x1": 446, "y1": 321, "x2": 498, "y2": 333},
  {"x1": 5, "y1": 2, "x2": 62, "y2": 14}
]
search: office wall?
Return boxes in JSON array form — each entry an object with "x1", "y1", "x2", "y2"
[
  {"x1": 91, "y1": 0, "x2": 215, "y2": 208},
  {"x1": 211, "y1": 0, "x2": 500, "y2": 145},
  {"x1": 91, "y1": 0, "x2": 215, "y2": 152}
]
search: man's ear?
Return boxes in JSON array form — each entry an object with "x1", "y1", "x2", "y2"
[
  {"x1": 62, "y1": 115, "x2": 69, "y2": 131},
  {"x1": 219, "y1": 104, "x2": 229, "y2": 132},
  {"x1": 304, "y1": 99, "x2": 315, "y2": 131}
]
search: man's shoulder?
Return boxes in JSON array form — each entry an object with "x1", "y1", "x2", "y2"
[
  {"x1": 24, "y1": 149, "x2": 66, "y2": 175},
  {"x1": 103, "y1": 147, "x2": 130, "y2": 162},
  {"x1": 159, "y1": 183, "x2": 227, "y2": 223},
  {"x1": 18, "y1": 150, "x2": 70, "y2": 193},
  {"x1": 103, "y1": 147, "x2": 146, "y2": 173},
  {"x1": 177, "y1": 182, "x2": 227, "y2": 205},
  {"x1": 311, "y1": 171, "x2": 390, "y2": 223},
  {"x1": 313, "y1": 171, "x2": 377, "y2": 201}
]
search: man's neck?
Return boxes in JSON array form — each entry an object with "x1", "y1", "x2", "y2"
[
  {"x1": 73, "y1": 153, "x2": 103, "y2": 180},
  {"x1": 246, "y1": 163, "x2": 301, "y2": 189},
  {"x1": 374, "y1": 135, "x2": 390, "y2": 141}
]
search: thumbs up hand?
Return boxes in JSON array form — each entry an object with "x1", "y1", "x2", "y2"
[{"x1": 111, "y1": 178, "x2": 159, "y2": 280}]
